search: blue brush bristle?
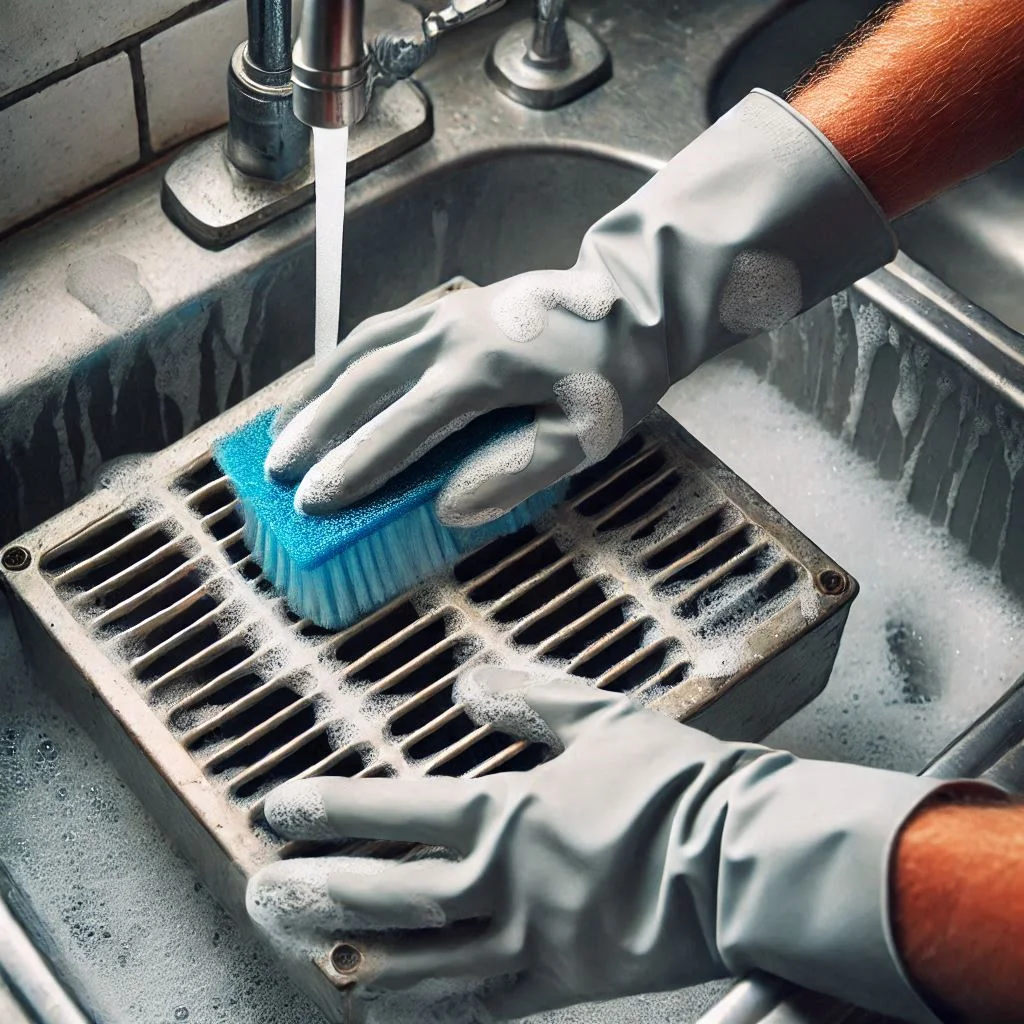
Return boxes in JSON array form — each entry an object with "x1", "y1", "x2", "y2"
[{"x1": 213, "y1": 409, "x2": 568, "y2": 629}]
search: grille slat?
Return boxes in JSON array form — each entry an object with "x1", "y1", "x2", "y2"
[
  {"x1": 91, "y1": 554, "x2": 209, "y2": 630},
  {"x1": 69, "y1": 536, "x2": 188, "y2": 607},
  {"x1": 336, "y1": 607, "x2": 450, "y2": 674},
  {"x1": 569, "y1": 442, "x2": 662, "y2": 506},
  {"x1": 181, "y1": 677, "x2": 295, "y2": 747},
  {"x1": 586, "y1": 465, "x2": 680, "y2": 530},
  {"x1": 227, "y1": 722, "x2": 331, "y2": 796},
  {"x1": 531, "y1": 595, "x2": 630, "y2": 659},
  {"x1": 674, "y1": 540, "x2": 771, "y2": 612},
  {"x1": 648, "y1": 521, "x2": 751, "y2": 589},
  {"x1": 203, "y1": 693, "x2": 317, "y2": 771},
  {"x1": 506, "y1": 575, "x2": 610, "y2": 636},
  {"x1": 148, "y1": 627, "x2": 259, "y2": 695},
  {"x1": 566, "y1": 617, "x2": 651, "y2": 675},
  {"x1": 111, "y1": 577, "x2": 215, "y2": 644},
  {"x1": 480, "y1": 552, "x2": 578, "y2": 615},
  {"x1": 461, "y1": 529, "x2": 561, "y2": 591},
  {"x1": 130, "y1": 602, "x2": 230, "y2": 677},
  {"x1": 49, "y1": 519, "x2": 173, "y2": 587}
]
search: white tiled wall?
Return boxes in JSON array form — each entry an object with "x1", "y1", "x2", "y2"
[
  {"x1": 0, "y1": 0, "x2": 197, "y2": 99},
  {"x1": 0, "y1": 0, "x2": 251, "y2": 236},
  {"x1": 142, "y1": 0, "x2": 248, "y2": 152},
  {"x1": 0, "y1": 56, "x2": 140, "y2": 235}
]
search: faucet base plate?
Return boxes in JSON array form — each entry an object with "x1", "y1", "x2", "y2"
[
  {"x1": 486, "y1": 18, "x2": 611, "y2": 111},
  {"x1": 162, "y1": 80, "x2": 433, "y2": 250}
]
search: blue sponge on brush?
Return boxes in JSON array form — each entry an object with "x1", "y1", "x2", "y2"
[{"x1": 213, "y1": 409, "x2": 567, "y2": 630}]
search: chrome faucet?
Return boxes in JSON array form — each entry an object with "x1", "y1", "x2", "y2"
[
  {"x1": 292, "y1": 0, "x2": 371, "y2": 128},
  {"x1": 290, "y1": 0, "x2": 509, "y2": 130},
  {"x1": 163, "y1": 0, "x2": 608, "y2": 248},
  {"x1": 486, "y1": 0, "x2": 611, "y2": 110}
]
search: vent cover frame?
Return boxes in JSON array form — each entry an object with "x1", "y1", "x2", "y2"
[{"x1": 1, "y1": 285, "x2": 857, "y2": 1023}]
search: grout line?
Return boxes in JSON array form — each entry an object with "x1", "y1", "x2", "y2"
[
  {"x1": 127, "y1": 46, "x2": 154, "y2": 161},
  {"x1": 0, "y1": 0, "x2": 234, "y2": 114}
]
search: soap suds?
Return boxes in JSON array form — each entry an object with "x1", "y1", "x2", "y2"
[
  {"x1": 456, "y1": 666, "x2": 564, "y2": 754},
  {"x1": 491, "y1": 270, "x2": 618, "y2": 343},
  {"x1": 65, "y1": 252, "x2": 153, "y2": 331},
  {"x1": 436, "y1": 421, "x2": 537, "y2": 527},
  {"x1": 0, "y1": 596, "x2": 327, "y2": 1024},
  {"x1": 553, "y1": 372, "x2": 623, "y2": 468},
  {"x1": 664, "y1": 360, "x2": 1024, "y2": 771},
  {"x1": 718, "y1": 250, "x2": 802, "y2": 336}
]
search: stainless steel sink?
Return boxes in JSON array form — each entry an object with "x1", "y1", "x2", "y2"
[
  {"x1": 709, "y1": 0, "x2": 1024, "y2": 337},
  {"x1": 2, "y1": 0, "x2": 1024, "y2": 1021}
]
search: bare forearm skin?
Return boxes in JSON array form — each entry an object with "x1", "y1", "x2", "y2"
[
  {"x1": 892, "y1": 799, "x2": 1024, "y2": 1022},
  {"x1": 791, "y1": 0, "x2": 1024, "y2": 218}
]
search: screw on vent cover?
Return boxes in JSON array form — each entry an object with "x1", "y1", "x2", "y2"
[{"x1": 2, "y1": 547, "x2": 31, "y2": 571}]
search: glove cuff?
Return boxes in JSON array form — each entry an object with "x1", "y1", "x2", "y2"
[
  {"x1": 716, "y1": 756, "x2": 1000, "y2": 1023},
  {"x1": 578, "y1": 89, "x2": 898, "y2": 382}
]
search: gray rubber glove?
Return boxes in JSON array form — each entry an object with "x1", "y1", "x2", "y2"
[
  {"x1": 266, "y1": 89, "x2": 895, "y2": 519},
  {"x1": 248, "y1": 666, "x2": 953, "y2": 1023}
]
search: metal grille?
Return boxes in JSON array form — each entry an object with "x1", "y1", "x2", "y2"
[
  {"x1": 2, "y1": 289, "x2": 855, "y2": 1020},
  {"x1": 37, "y1": 425, "x2": 814, "y2": 832}
]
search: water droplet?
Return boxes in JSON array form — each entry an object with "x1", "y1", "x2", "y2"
[{"x1": 174, "y1": 1008, "x2": 190, "y2": 1021}]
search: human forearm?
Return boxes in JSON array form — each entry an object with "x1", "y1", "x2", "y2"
[
  {"x1": 791, "y1": 0, "x2": 1024, "y2": 218},
  {"x1": 893, "y1": 798, "x2": 1024, "y2": 1022}
]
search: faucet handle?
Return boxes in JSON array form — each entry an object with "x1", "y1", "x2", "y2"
[{"x1": 423, "y1": 0, "x2": 506, "y2": 39}]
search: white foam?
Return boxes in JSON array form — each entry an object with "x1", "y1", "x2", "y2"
[
  {"x1": 263, "y1": 778, "x2": 333, "y2": 841},
  {"x1": 553, "y1": 372, "x2": 624, "y2": 468},
  {"x1": 491, "y1": 270, "x2": 617, "y2": 343},
  {"x1": 663, "y1": 359, "x2": 1024, "y2": 772},
  {"x1": 718, "y1": 249, "x2": 802, "y2": 336},
  {"x1": 436, "y1": 421, "x2": 537, "y2": 527},
  {"x1": 455, "y1": 666, "x2": 564, "y2": 753}
]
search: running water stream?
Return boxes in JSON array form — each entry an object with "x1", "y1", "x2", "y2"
[{"x1": 313, "y1": 126, "x2": 350, "y2": 365}]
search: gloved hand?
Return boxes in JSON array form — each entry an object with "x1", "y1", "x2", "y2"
[
  {"x1": 248, "y1": 666, "x2": 954, "y2": 1023},
  {"x1": 266, "y1": 89, "x2": 896, "y2": 519}
]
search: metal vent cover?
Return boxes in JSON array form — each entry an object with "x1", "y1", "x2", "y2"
[{"x1": 2, "y1": 284, "x2": 856, "y2": 1023}]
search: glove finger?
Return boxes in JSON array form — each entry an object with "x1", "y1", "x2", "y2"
[
  {"x1": 266, "y1": 337, "x2": 434, "y2": 483},
  {"x1": 455, "y1": 665, "x2": 628, "y2": 751},
  {"x1": 274, "y1": 303, "x2": 435, "y2": 431},
  {"x1": 293, "y1": 377, "x2": 498, "y2": 514},
  {"x1": 246, "y1": 855, "x2": 423, "y2": 936},
  {"x1": 264, "y1": 776, "x2": 491, "y2": 852},
  {"x1": 247, "y1": 855, "x2": 485, "y2": 938},
  {"x1": 326, "y1": 855, "x2": 488, "y2": 932},
  {"x1": 435, "y1": 407, "x2": 585, "y2": 528},
  {"x1": 358, "y1": 927, "x2": 522, "y2": 992}
]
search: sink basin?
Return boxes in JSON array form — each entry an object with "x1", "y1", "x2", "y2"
[
  {"x1": 0, "y1": 148, "x2": 650, "y2": 547},
  {"x1": 709, "y1": 0, "x2": 1024, "y2": 337}
]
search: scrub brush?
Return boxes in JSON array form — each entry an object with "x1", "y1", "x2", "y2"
[{"x1": 213, "y1": 409, "x2": 567, "y2": 629}]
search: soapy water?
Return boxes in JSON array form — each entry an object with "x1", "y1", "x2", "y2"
[
  {"x1": 314, "y1": 126, "x2": 350, "y2": 366},
  {"x1": 3, "y1": 354, "x2": 1023, "y2": 1021},
  {"x1": 665, "y1": 358, "x2": 1024, "y2": 771}
]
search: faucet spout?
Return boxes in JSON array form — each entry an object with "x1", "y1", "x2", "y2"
[{"x1": 292, "y1": 0, "x2": 370, "y2": 129}]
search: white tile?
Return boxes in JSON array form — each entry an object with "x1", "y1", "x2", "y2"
[
  {"x1": 141, "y1": 0, "x2": 248, "y2": 152},
  {"x1": 0, "y1": 55, "x2": 140, "y2": 235},
  {"x1": 0, "y1": 0, "x2": 196, "y2": 98}
]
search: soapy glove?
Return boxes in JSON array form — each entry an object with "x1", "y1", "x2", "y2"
[
  {"x1": 266, "y1": 89, "x2": 896, "y2": 520},
  {"x1": 248, "y1": 666, "x2": 953, "y2": 1023}
]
